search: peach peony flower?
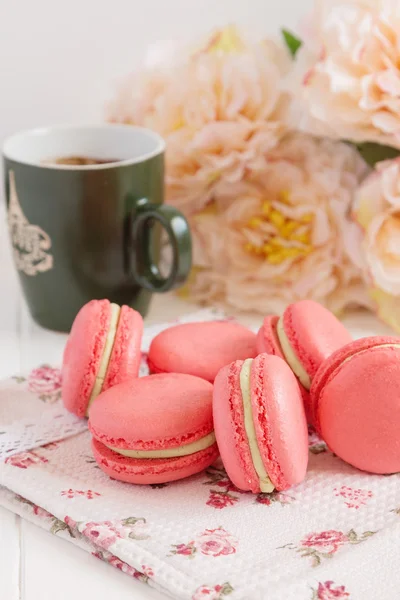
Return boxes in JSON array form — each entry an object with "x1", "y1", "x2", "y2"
[
  {"x1": 292, "y1": 0, "x2": 400, "y2": 148},
  {"x1": 184, "y1": 132, "x2": 370, "y2": 315},
  {"x1": 353, "y1": 158, "x2": 400, "y2": 331},
  {"x1": 107, "y1": 26, "x2": 291, "y2": 215}
]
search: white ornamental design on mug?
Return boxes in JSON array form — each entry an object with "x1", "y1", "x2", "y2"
[{"x1": 7, "y1": 171, "x2": 53, "y2": 276}]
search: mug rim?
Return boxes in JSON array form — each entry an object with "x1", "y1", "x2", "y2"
[{"x1": 2, "y1": 123, "x2": 166, "y2": 170}]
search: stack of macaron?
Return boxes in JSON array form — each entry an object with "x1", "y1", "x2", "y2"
[{"x1": 62, "y1": 298, "x2": 400, "y2": 491}]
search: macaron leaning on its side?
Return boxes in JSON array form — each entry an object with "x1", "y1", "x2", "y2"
[
  {"x1": 89, "y1": 373, "x2": 219, "y2": 484},
  {"x1": 62, "y1": 299, "x2": 143, "y2": 418},
  {"x1": 148, "y1": 321, "x2": 257, "y2": 382},
  {"x1": 213, "y1": 353, "x2": 308, "y2": 493},
  {"x1": 311, "y1": 336, "x2": 400, "y2": 475},
  {"x1": 256, "y1": 300, "x2": 352, "y2": 422}
]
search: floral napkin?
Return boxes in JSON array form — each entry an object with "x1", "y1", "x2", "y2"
[{"x1": 1, "y1": 311, "x2": 400, "y2": 600}]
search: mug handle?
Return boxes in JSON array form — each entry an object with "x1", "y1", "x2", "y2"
[{"x1": 131, "y1": 198, "x2": 192, "y2": 292}]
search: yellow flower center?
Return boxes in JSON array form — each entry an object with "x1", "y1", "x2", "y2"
[
  {"x1": 243, "y1": 191, "x2": 314, "y2": 264},
  {"x1": 205, "y1": 26, "x2": 244, "y2": 54}
]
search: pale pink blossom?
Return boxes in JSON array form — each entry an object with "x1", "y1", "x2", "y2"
[
  {"x1": 108, "y1": 26, "x2": 291, "y2": 215},
  {"x1": 28, "y1": 366, "x2": 62, "y2": 396},
  {"x1": 108, "y1": 556, "x2": 138, "y2": 578},
  {"x1": 64, "y1": 516, "x2": 78, "y2": 530},
  {"x1": 317, "y1": 580, "x2": 350, "y2": 599},
  {"x1": 81, "y1": 521, "x2": 121, "y2": 550},
  {"x1": 192, "y1": 583, "x2": 233, "y2": 600},
  {"x1": 60, "y1": 489, "x2": 101, "y2": 500},
  {"x1": 5, "y1": 451, "x2": 48, "y2": 469},
  {"x1": 192, "y1": 586, "x2": 221, "y2": 600},
  {"x1": 301, "y1": 530, "x2": 348, "y2": 554},
  {"x1": 353, "y1": 158, "x2": 400, "y2": 331},
  {"x1": 195, "y1": 527, "x2": 237, "y2": 557},
  {"x1": 33, "y1": 505, "x2": 52, "y2": 518},
  {"x1": 186, "y1": 132, "x2": 370, "y2": 315},
  {"x1": 291, "y1": 0, "x2": 400, "y2": 147},
  {"x1": 334, "y1": 485, "x2": 373, "y2": 509}
]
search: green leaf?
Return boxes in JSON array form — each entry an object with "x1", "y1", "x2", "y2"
[
  {"x1": 282, "y1": 29, "x2": 302, "y2": 58},
  {"x1": 311, "y1": 552, "x2": 321, "y2": 567},
  {"x1": 361, "y1": 530, "x2": 376, "y2": 540},
  {"x1": 50, "y1": 519, "x2": 69, "y2": 536},
  {"x1": 347, "y1": 529, "x2": 358, "y2": 542},
  {"x1": 122, "y1": 516, "x2": 146, "y2": 526},
  {"x1": 309, "y1": 443, "x2": 327, "y2": 455},
  {"x1": 221, "y1": 583, "x2": 234, "y2": 596},
  {"x1": 354, "y1": 142, "x2": 400, "y2": 167},
  {"x1": 128, "y1": 531, "x2": 149, "y2": 541}
]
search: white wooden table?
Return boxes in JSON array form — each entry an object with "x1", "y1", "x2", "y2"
[{"x1": 0, "y1": 204, "x2": 394, "y2": 600}]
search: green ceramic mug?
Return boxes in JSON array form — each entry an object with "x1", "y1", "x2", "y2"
[{"x1": 2, "y1": 124, "x2": 192, "y2": 332}]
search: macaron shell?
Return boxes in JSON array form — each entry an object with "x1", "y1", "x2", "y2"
[
  {"x1": 283, "y1": 300, "x2": 352, "y2": 379},
  {"x1": 92, "y1": 438, "x2": 219, "y2": 485},
  {"x1": 213, "y1": 362, "x2": 260, "y2": 493},
  {"x1": 316, "y1": 343, "x2": 400, "y2": 474},
  {"x1": 310, "y1": 336, "x2": 399, "y2": 433},
  {"x1": 103, "y1": 305, "x2": 143, "y2": 390},
  {"x1": 256, "y1": 316, "x2": 284, "y2": 357},
  {"x1": 257, "y1": 315, "x2": 313, "y2": 424},
  {"x1": 89, "y1": 373, "x2": 214, "y2": 451},
  {"x1": 148, "y1": 321, "x2": 257, "y2": 382},
  {"x1": 62, "y1": 300, "x2": 110, "y2": 417},
  {"x1": 250, "y1": 354, "x2": 308, "y2": 490}
]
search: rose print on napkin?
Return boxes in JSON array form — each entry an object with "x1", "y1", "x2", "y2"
[
  {"x1": 170, "y1": 527, "x2": 238, "y2": 559},
  {"x1": 311, "y1": 580, "x2": 350, "y2": 599},
  {"x1": 60, "y1": 489, "x2": 101, "y2": 500},
  {"x1": 192, "y1": 582, "x2": 234, "y2": 599},
  {"x1": 13, "y1": 365, "x2": 62, "y2": 403},
  {"x1": 5, "y1": 450, "x2": 48, "y2": 469},
  {"x1": 334, "y1": 486, "x2": 373, "y2": 509},
  {"x1": 63, "y1": 516, "x2": 150, "y2": 551},
  {"x1": 280, "y1": 529, "x2": 376, "y2": 566},
  {"x1": 203, "y1": 465, "x2": 293, "y2": 509},
  {"x1": 93, "y1": 551, "x2": 154, "y2": 584}
]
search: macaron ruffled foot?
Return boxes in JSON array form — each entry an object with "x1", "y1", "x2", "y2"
[
  {"x1": 89, "y1": 373, "x2": 219, "y2": 484},
  {"x1": 256, "y1": 300, "x2": 352, "y2": 423},
  {"x1": 213, "y1": 353, "x2": 308, "y2": 493},
  {"x1": 311, "y1": 336, "x2": 400, "y2": 475},
  {"x1": 62, "y1": 299, "x2": 143, "y2": 417}
]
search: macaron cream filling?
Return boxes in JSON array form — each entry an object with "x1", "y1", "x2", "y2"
[
  {"x1": 240, "y1": 359, "x2": 274, "y2": 493},
  {"x1": 86, "y1": 303, "x2": 120, "y2": 415},
  {"x1": 105, "y1": 431, "x2": 216, "y2": 459},
  {"x1": 276, "y1": 316, "x2": 311, "y2": 390}
]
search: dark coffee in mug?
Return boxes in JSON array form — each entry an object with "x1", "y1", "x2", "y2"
[
  {"x1": 48, "y1": 156, "x2": 122, "y2": 166},
  {"x1": 2, "y1": 124, "x2": 192, "y2": 332}
]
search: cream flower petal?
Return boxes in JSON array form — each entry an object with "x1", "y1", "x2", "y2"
[
  {"x1": 381, "y1": 158, "x2": 400, "y2": 206},
  {"x1": 366, "y1": 209, "x2": 400, "y2": 295},
  {"x1": 369, "y1": 286, "x2": 400, "y2": 333},
  {"x1": 108, "y1": 27, "x2": 291, "y2": 216},
  {"x1": 188, "y1": 132, "x2": 369, "y2": 315},
  {"x1": 291, "y1": 0, "x2": 400, "y2": 147}
]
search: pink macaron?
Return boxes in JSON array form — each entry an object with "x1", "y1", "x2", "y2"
[
  {"x1": 213, "y1": 353, "x2": 308, "y2": 493},
  {"x1": 148, "y1": 321, "x2": 257, "y2": 382},
  {"x1": 89, "y1": 373, "x2": 219, "y2": 485},
  {"x1": 311, "y1": 336, "x2": 400, "y2": 474},
  {"x1": 256, "y1": 300, "x2": 352, "y2": 422},
  {"x1": 62, "y1": 299, "x2": 143, "y2": 418}
]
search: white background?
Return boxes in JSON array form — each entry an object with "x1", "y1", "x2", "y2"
[{"x1": 0, "y1": 0, "x2": 311, "y2": 148}]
